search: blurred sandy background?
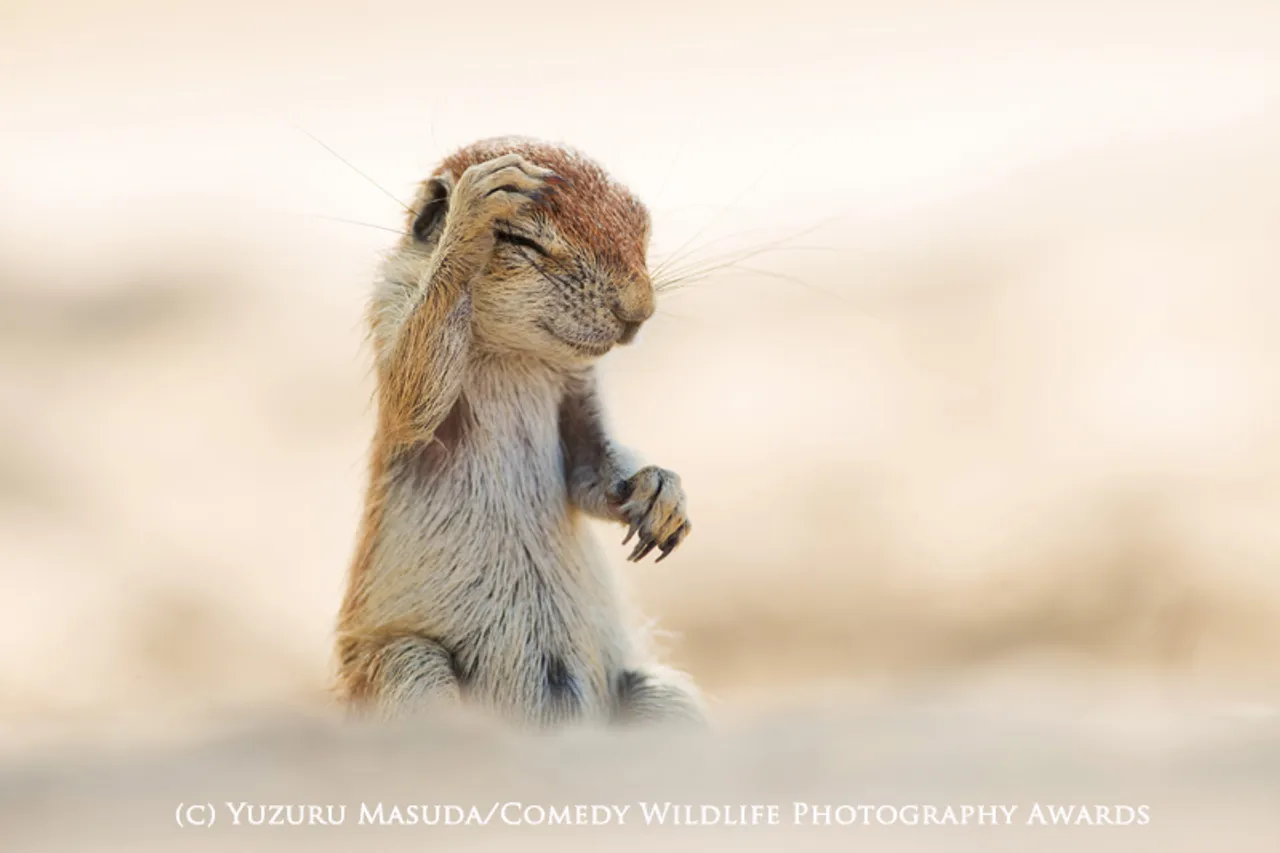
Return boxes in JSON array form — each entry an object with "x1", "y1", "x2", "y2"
[{"x1": 3, "y1": 0, "x2": 1280, "y2": 849}]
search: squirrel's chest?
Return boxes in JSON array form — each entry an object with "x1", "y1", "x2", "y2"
[
  {"x1": 446, "y1": 390, "x2": 565, "y2": 504},
  {"x1": 391, "y1": 374, "x2": 570, "y2": 526}
]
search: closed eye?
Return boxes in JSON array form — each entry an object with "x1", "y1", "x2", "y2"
[{"x1": 494, "y1": 230, "x2": 550, "y2": 257}]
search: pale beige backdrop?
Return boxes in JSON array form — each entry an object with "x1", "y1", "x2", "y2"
[{"x1": 2, "y1": 1, "x2": 1280, "y2": 849}]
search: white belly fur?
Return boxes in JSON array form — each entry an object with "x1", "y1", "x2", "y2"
[{"x1": 360, "y1": 359, "x2": 634, "y2": 721}]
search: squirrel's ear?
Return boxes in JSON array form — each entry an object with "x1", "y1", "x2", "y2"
[{"x1": 411, "y1": 176, "x2": 450, "y2": 243}]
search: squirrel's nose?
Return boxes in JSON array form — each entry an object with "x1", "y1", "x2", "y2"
[
  {"x1": 611, "y1": 278, "x2": 655, "y2": 343},
  {"x1": 612, "y1": 301, "x2": 651, "y2": 345}
]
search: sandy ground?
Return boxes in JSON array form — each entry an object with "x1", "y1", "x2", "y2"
[
  {"x1": 4, "y1": 685, "x2": 1280, "y2": 852},
  {"x1": 3, "y1": 1, "x2": 1280, "y2": 849}
]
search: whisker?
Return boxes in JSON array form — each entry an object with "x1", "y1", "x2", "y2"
[
  {"x1": 655, "y1": 258, "x2": 852, "y2": 306},
  {"x1": 650, "y1": 224, "x2": 781, "y2": 270},
  {"x1": 301, "y1": 213, "x2": 409, "y2": 237},
  {"x1": 654, "y1": 307, "x2": 699, "y2": 324},
  {"x1": 292, "y1": 123, "x2": 415, "y2": 216},
  {"x1": 650, "y1": 139, "x2": 814, "y2": 278},
  {"x1": 721, "y1": 264, "x2": 853, "y2": 304},
  {"x1": 653, "y1": 212, "x2": 855, "y2": 285},
  {"x1": 655, "y1": 245, "x2": 839, "y2": 285},
  {"x1": 656, "y1": 242, "x2": 847, "y2": 268}
]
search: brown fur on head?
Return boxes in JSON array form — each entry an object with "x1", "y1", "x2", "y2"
[{"x1": 402, "y1": 136, "x2": 655, "y2": 364}]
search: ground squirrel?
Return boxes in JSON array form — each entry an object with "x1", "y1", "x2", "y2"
[{"x1": 335, "y1": 137, "x2": 704, "y2": 728}]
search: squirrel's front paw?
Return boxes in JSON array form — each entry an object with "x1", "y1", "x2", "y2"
[
  {"x1": 448, "y1": 153, "x2": 561, "y2": 244},
  {"x1": 610, "y1": 466, "x2": 691, "y2": 563}
]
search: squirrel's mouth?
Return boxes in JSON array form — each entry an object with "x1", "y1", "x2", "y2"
[{"x1": 539, "y1": 322, "x2": 616, "y2": 357}]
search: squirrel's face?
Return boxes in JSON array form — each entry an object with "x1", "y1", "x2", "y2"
[
  {"x1": 474, "y1": 203, "x2": 654, "y2": 363},
  {"x1": 409, "y1": 138, "x2": 655, "y2": 365}
]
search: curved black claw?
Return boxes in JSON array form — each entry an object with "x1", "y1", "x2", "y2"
[
  {"x1": 613, "y1": 466, "x2": 690, "y2": 564},
  {"x1": 622, "y1": 519, "x2": 640, "y2": 546},
  {"x1": 628, "y1": 539, "x2": 658, "y2": 562},
  {"x1": 653, "y1": 523, "x2": 690, "y2": 563}
]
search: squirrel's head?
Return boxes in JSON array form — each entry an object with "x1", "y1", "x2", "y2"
[{"x1": 405, "y1": 137, "x2": 654, "y2": 364}]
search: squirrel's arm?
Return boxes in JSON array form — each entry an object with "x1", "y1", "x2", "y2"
[
  {"x1": 369, "y1": 157, "x2": 554, "y2": 450},
  {"x1": 368, "y1": 235, "x2": 479, "y2": 449},
  {"x1": 559, "y1": 370, "x2": 638, "y2": 522}
]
